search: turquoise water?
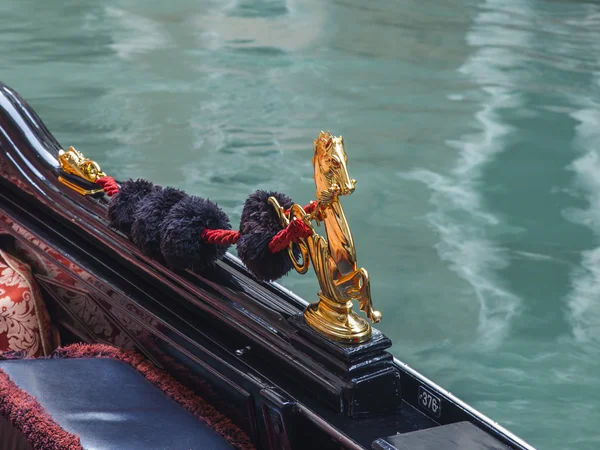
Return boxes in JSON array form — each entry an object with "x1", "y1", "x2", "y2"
[{"x1": 2, "y1": 0, "x2": 600, "y2": 448}]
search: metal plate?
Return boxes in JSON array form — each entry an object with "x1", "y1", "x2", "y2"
[{"x1": 418, "y1": 386, "x2": 442, "y2": 418}]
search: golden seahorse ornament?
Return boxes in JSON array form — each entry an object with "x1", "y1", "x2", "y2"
[
  {"x1": 57, "y1": 146, "x2": 106, "y2": 196},
  {"x1": 269, "y1": 131, "x2": 381, "y2": 344},
  {"x1": 58, "y1": 146, "x2": 105, "y2": 183}
]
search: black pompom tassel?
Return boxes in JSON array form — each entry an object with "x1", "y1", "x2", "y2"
[
  {"x1": 160, "y1": 195, "x2": 231, "y2": 271},
  {"x1": 130, "y1": 187, "x2": 187, "y2": 261},
  {"x1": 108, "y1": 179, "x2": 158, "y2": 234},
  {"x1": 237, "y1": 190, "x2": 299, "y2": 282}
]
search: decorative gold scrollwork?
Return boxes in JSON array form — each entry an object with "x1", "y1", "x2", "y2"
[{"x1": 57, "y1": 146, "x2": 106, "y2": 195}]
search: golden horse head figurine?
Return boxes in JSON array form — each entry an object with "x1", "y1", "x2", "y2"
[
  {"x1": 313, "y1": 131, "x2": 356, "y2": 202},
  {"x1": 269, "y1": 131, "x2": 381, "y2": 344}
]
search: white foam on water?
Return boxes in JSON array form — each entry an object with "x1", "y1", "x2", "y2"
[
  {"x1": 190, "y1": 0, "x2": 324, "y2": 53},
  {"x1": 402, "y1": 0, "x2": 529, "y2": 349},
  {"x1": 567, "y1": 247, "x2": 600, "y2": 345},
  {"x1": 565, "y1": 108, "x2": 600, "y2": 346},
  {"x1": 561, "y1": 5, "x2": 600, "y2": 347},
  {"x1": 105, "y1": 7, "x2": 170, "y2": 60},
  {"x1": 513, "y1": 251, "x2": 554, "y2": 262}
]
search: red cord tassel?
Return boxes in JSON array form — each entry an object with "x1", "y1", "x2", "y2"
[{"x1": 96, "y1": 176, "x2": 120, "y2": 196}]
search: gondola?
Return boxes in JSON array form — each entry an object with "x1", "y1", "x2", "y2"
[{"x1": 0, "y1": 81, "x2": 534, "y2": 450}]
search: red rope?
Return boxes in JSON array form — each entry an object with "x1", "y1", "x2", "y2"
[
  {"x1": 285, "y1": 201, "x2": 322, "y2": 220},
  {"x1": 201, "y1": 229, "x2": 240, "y2": 245},
  {"x1": 201, "y1": 219, "x2": 312, "y2": 252},
  {"x1": 268, "y1": 218, "x2": 313, "y2": 253},
  {"x1": 303, "y1": 201, "x2": 318, "y2": 215},
  {"x1": 203, "y1": 204, "x2": 316, "y2": 251},
  {"x1": 96, "y1": 176, "x2": 120, "y2": 196}
]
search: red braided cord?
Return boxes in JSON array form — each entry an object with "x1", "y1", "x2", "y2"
[
  {"x1": 268, "y1": 219, "x2": 313, "y2": 253},
  {"x1": 285, "y1": 201, "x2": 323, "y2": 221},
  {"x1": 201, "y1": 220, "x2": 312, "y2": 252},
  {"x1": 201, "y1": 229, "x2": 240, "y2": 245},
  {"x1": 303, "y1": 201, "x2": 318, "y2": 215},
  {"x1": 96, "y1": 176, "x2": 120, "y2": 196}
]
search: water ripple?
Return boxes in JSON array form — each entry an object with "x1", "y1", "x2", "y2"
[{"x1": 402, "y1": 0, "x2": 528, "y2": 349}]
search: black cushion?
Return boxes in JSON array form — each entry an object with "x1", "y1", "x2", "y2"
[{"x1": 0, "y1": 358, "x2": 234, "y2": 450}]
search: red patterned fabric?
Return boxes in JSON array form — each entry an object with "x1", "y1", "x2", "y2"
[{"x1": 0, "y1": 250, "x2": 53, "y2": 357}]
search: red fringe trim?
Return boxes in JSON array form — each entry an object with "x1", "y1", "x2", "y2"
[
  {"x1": 0, "y1": 367, "x2": 83, "y2": 450},
  {"x1": 51, "y1": 344, "x2": 255, "y2": 450}
]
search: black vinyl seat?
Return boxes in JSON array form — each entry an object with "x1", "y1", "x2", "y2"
[
  {"x1": 372, "y1": 421, "x2": 509, "y2": 450},
  {"x1": 0, "y1": 358, "x2": 234, "y2": 450}
]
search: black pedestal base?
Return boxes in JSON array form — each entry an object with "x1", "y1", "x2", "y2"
[{"x1": 289, "y1": 313, "x2": 402, "y2": 418}]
